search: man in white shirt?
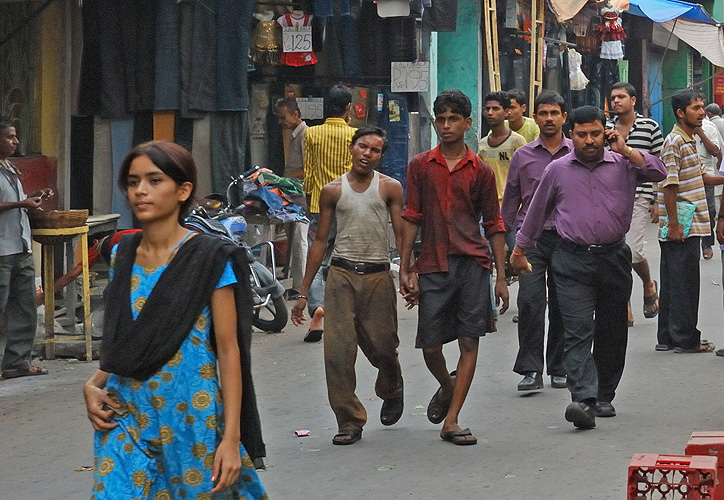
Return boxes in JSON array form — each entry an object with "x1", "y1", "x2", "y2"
[
  {"x1": 0, "y1": 118, "x2": 52, "y2": 379},
  {"x1": 695, "y1": 115, "x2": 723, "y2": 259}
]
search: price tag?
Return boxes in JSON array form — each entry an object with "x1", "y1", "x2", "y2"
[
  {"x1": 297, "y1": 98, "x2": 324, "y2": 120},
  {"x1": 391, "y1": 62, "x2": 430, "y2": 93},
  {"x1": 282, "y1": 26, "x2": 312, "y2": 53}
]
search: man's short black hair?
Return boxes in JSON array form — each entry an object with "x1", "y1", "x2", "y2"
[
  {"x1": 326, "y1": 84, "x2": 352, "y2": 118},
  {"x1": 433, "y1": 90, "x2": 472, "y2": 118},
  {"x1": 611, "y1": 82, "x2": 637, "y2": 99},
  {"x1": 706, "y1": 103, "x2": 722, "y2": 116},
  {"x1": 533, "y1": 91, "x2": 566, "y2": 114},
  {"x1": 569, "y1": 106, "x2": 606, "y2": 129},
  {"x1": 671, "y1": 89, "x2": 705, "y2": 116},
  {"x1": 484, "y1": 91, "x2": 511, "y2": 110},
  {"x1": 274, "y1": 98, "x2": 301, "y2": 116},
  {"x1": 351, "y1": 126, "x2": 388, "y2": 154},
  {"x1": 0, "y1": 117, "x2": 15, "y2": 134},
  {"x1": 507, "y1": 88, "x2": 527, "y2": 108}
]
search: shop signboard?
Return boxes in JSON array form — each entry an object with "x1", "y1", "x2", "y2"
[
  {"x1": 296, "y1": 97, "x2": 324, "y2": 120},
  {"x1": 391, "y1": 62, "x2": 430, "y2": 93},
  {"x1": 282, "y1": 26, "x2": 312, "y2": 53},
  {"x1": 714, "y1": 74, "x2": 724, "y2": 107}
]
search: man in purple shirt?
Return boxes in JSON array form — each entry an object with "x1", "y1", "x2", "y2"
[
  {"x1": 501, "y1": 91, "x2": 570, "y2": 393},
  {"x1": 511, "y1": 106, "x2": 667, "y2": 430}
]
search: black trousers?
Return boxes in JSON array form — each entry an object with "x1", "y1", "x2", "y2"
[
  {"x1": 551, "y1": 243, "x2": 632, "y2": 404},
  {"x1": 657, "y1": 237, "x2": 702, "y2": 349},
  {"x1": 513, "y1": 230, "x2": 565, "y2": 376}
]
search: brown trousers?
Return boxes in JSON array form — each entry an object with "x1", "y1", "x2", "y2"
[{"x1": 324, "y1": 266, "x2": 403, "y2": 433}]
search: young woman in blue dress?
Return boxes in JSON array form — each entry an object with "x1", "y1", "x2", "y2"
[{"x1": 83, "y1": 141, "x2": 267, "y2": 499}]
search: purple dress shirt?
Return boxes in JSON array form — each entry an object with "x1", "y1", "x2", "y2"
[
  {"x1": 516, "y1": 149, "x2": 667, "y2": 249},
  {"x1": 501, "y1": 135, "x2": 573, "y2": 231}
]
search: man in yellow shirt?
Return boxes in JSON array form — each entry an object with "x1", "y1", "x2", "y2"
[
  {"x1": 505, "y1": 89, "x2": 540, "y2": 144},
  {"x1": 478, "y1": 92, "x2": 528, "y2": 206},
  {"x1": 301, "y1": 85, "x2": 356, "y2": 342},
  {"x1": 479, "y1": 91, "x2": 527, "y2": 291}
]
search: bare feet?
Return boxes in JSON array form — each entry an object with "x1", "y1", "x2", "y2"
[{"x1": 309, "y1": 306, "x2": 324, "y2": 331}]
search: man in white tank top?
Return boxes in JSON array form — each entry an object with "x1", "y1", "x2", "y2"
[{"x1": 291, "y1": 127, "x2": 407, "y2": 446}]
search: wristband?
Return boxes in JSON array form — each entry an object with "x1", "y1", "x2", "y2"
[
  {"x1": 297, "y1": 295, "x2": 307, "y2": 300},
  {"x1": 511, "y1": 249, "x2": 525, "y2": 257}
]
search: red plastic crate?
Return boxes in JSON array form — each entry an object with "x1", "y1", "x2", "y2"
[
  {"x1": 628, "y1": 454, "x2": 718, "y2": 499},
  {"x1": 685, "y1": 432, "x2": 724, "y2": 500}
]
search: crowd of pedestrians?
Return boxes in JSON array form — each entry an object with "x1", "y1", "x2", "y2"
[
  {"x1": 3, "y1": 80, "x2": 724, "y2": 498},
  {"x1": 290, "y1": 83, "x2": 724, "y2": 442}
]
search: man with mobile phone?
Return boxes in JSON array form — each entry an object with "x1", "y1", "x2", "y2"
[{"x1": 0, "y1": 117, "x2": 53, "y2": 379}]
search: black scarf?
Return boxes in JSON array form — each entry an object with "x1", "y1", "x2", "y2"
[{"x1": 100, "y1": 232, "x2": 266, "y2": 466}]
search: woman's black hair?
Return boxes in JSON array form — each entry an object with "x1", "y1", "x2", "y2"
[{"x1": 118, "y1": 140, "x2": 198, "y2": 223}]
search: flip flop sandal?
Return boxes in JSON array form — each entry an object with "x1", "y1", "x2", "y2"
[
  {"x1": 427, "y1": 371, "x2": 456, "y2": 424},
  {"x1": 674, "y1": 341, "x2": 716, "y2": 353},
  {"x1": 2, "y1": 366, "x2": 48, "y2": 379},
  {"x1": 380, "y1": 386, "x2": 404, "y2": 426},
  {"x1": 303, "y1": 329, "x2": 323, "y2": 343},
  {"x1": 440, "y1": 427, "x2": 478, "y2": 446},
  {"x1": 332, "y1": 429, "x2": 362, "y2": 445},
  {"x1": 643, "y1": 280, "x2": 659, "y2": 319}
]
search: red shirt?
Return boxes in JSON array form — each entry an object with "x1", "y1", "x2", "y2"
[{"x1": 402, "y1": 145, "x2": 505, "y2": 274}]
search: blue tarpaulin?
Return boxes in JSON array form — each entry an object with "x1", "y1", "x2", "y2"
[{"x1": 625, "y1": 0, "x2": 715, "y2": 24}]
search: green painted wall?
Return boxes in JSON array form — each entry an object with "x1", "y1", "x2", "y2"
[
  {"x1": 661, "y1": 40, "x2": 690, "y2": 134},
  {"x1": 713, "y1": 0, "x2": 724, "y2": 21},
  {"x1": 436, "y1": 1, "x2": 481, "y2": 146}
]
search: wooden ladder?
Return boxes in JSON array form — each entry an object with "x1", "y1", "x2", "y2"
[
  {"x1": 529, "y1": 0, "x2": 545, "y2": 115},
  {"x1": 483, "y1": 0, "x2": 501, "y2": 92}
]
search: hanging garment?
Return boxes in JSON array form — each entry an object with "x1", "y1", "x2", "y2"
[
  {"x1": 596, "y1": 7, "x2": 625, "y2": 60},
  {"x1": 277, "y1": 13, "x2": 318, "y2": 66},
  {"x1": 251, "y1": 13, "x2": 282, "y2": 66},
  {"x1": 217, "y1": 0, "x2": 255, "y2": 111},
  {"x1": 568, "y1": 48, "x2": 590, "y2": 91}
]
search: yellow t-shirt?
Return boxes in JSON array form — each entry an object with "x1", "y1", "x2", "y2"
[
  {"x1": 477, "y1": 131, "x2": 528, "y2": 204},
  {"x1": 505, "y1": 116, "x2": 540, "y2": 144}
]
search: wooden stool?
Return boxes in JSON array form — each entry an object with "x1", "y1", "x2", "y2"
[{"x1": 31, "y1": 225, "x2": 92, "y2": 361}]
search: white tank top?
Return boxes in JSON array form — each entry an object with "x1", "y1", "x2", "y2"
[{"x1": 332, "y1": 171, "x2": 390, "y2": 264}]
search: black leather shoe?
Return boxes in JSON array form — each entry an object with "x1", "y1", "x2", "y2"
[
  {"x1": 550, "y1": 375, "x2": 567, "y2": 388},
  {"x1": 565, "y1": 402, "x2": 596, "y2": 429},
  {"x1": 517, "y1": 372, "x2": 543, "y2": 391},
  {"x1": 594, "y1": 401, "x2": 616, "y2": 417}
]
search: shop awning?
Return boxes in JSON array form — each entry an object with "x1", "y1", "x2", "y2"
[
  {"x1": 549, "y1": 0, "x2": 724, "y2": 67},
  {"x1": 621, "y1": 1, "x2": 715, "y2": 24},
  {"x1": 550, "y1": 0, "x2": 714, "y2": 23},
  {"x1": 619, "y1": 1, "x2": 724, "y2": 67}
]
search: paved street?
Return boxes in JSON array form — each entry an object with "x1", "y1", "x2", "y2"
[{"x1": 2, "y1": 225, "x2": 724, "y2": 499}]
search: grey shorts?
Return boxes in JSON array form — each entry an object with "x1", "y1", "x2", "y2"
[{"x1": 415, "y1": 256, "x2": 495, "y2": 349}]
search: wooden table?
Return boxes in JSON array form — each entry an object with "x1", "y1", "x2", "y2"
[{"x1": 32, "y1": 226, "x2": 92, "y2": 361}]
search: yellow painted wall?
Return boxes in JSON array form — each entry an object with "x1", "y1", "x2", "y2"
[{"x1": 37, "y1": 2, "x2": 62, "y2": 159}]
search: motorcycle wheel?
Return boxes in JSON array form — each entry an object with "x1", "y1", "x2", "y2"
[{"x1": 253, "y1": 295, "x2": 288, "y2": 333}]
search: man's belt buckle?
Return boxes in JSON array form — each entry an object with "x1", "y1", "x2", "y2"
[{"x1": 353, "y1": 262, "x2": 365, "y2": 274}]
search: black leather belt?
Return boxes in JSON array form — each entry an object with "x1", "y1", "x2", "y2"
[
  {"x1": 331, "y1": 257, "x2": 390, "y2": 274},
  {"x1": 561, "y1": 239, "x2": 625, "y2": 255}
]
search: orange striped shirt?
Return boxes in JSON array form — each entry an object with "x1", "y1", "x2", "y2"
[{"x1": 657, "y1": 124, "x2": 710, "y2": 239}]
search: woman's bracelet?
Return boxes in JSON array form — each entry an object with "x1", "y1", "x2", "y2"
[{"x1": 297, "y1": 295, "x2": 307, "y2": 300}]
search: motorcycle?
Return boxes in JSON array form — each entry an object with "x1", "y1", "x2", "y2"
[{"x1": 184, "y1": 167, "x2": 288, "y2": 333}]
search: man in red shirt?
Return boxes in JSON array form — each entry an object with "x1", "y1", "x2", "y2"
[{"x1": 400, "y1": 90, "x2": 509, "y2": 445}]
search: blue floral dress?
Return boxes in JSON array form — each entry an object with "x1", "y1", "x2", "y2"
[{"x1": 91, "y1": 241, "x2": 268, "y2": 500}]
